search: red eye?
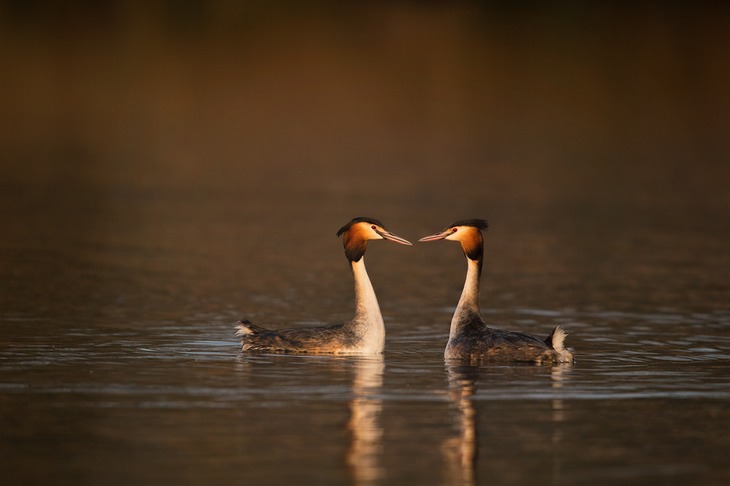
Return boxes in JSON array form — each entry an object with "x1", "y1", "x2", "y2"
[
  {"x1": 452, "y1": 228, "x2": 458, "y2": 232},
  {"x1": 371, "y1": 225, "x2": 377, "y2": 230}
]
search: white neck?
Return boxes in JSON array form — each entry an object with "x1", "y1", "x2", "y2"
[
  {"x1": 449, "y1": 258, "x2": 481, "y2": 338},
  {"x1": 351, "y1": 257, "x2": 385, "y2": 354}
]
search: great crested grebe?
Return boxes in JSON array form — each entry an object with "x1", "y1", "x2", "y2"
[
  {"x1": 419, "y1": 219, "x2": 574, "y2": 364},
  {"x1": 236, "y1": 217, "x2": 412, "y2": 354}
]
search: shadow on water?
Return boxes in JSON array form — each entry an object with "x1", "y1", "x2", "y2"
[
  {"x1": 346, "y1": 357, "x2": 385, "y2": 484},
  {"x1": 442, "y1": 363, "x2": 573, "y2": 486},
  {"x1": 442, "y1": 365, "x2": 479, "y2": 486}
]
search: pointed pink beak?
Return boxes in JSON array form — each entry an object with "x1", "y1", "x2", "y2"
[
  {"x1": 378, "y1": 230, "x2": 412, "y2": 246},
  {"x1": 418, "y1": 230, "x2": 450, "y2": 242}
]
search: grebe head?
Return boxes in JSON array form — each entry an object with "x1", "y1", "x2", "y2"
[
  {"x1": 337, "y1": 217, "x2": 412, "y2": 262},
  {"x1": 418, "y1": 219, "x2": 488, "y2": 260}
]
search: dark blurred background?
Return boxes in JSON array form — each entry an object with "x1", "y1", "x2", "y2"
[
  {"x1": 1, "y1": 1, "x2": 728, "y2": 317},
  {"x1": 2, "y1": 1, "x2": 728, "y2": 199}
]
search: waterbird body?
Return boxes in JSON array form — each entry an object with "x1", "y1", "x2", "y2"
[
  {"x1": 419, "y1": 219, "x2": 574, "y2": 364},
  {"x1": 236, "y1": 217, "x2": 412, "y2": 354}
]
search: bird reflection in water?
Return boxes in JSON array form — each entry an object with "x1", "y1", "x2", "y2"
[
  {"x1": 442, "y1": 363, "x2": 572, "y2": 485},
  {"x1": 549, "y1": 363, "x2": 571, "y2": 481},
  {"x1": 442, "y1": 365, "x2": 479, "y2": 486},
  {"x1": 346, "y1": 356, "x2": 385, "y2": 485}
]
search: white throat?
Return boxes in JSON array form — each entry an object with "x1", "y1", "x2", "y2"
[
  {"x1": 351, "y1": 257, "x2": 385, "y2": 354},
  {"x1": 450, "y1": 258, "x2": 481, "y2": 336}
]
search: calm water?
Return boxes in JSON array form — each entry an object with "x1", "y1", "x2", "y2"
[
  {"x1": 2, "y1": 3, "x2": 730, "y2": 485},
  {"x1": 2, "y1": 182, "x2": 728, "y2": 485}
]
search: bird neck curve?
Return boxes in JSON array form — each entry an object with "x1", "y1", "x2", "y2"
[
  {"x1": 450, "y1": 256, "x2": 483, "y2": 334},
  {"x1": 350, "y1": 257, "x2": 385, "y2": 352}
]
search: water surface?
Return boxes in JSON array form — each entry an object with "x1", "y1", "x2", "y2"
[{"x1": 2, "y1": 183, "x2": 729, "y2": 484}]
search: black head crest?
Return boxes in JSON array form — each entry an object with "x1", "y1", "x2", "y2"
[
  {"x1": 336, "y1": 217, "x2": 385, "y2": 237},
  {"x1": 447, "y1": 219, "x2": 488, "y2": 231}
]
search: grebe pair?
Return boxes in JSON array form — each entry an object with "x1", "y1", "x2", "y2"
[{"x1": 236, "y1": 217, "x2": 574, "y2": 364}]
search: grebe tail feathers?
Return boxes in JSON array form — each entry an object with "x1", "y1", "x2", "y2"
[
  {"x1": 545, "y1": 325, "x2": 566, "y2": 352},
  {"x1": 235, "y1": 319, "x2": 268, "y2": 337},
  {"x1": 545, "y1": 325, "x2": 574, "y2": 363}
]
